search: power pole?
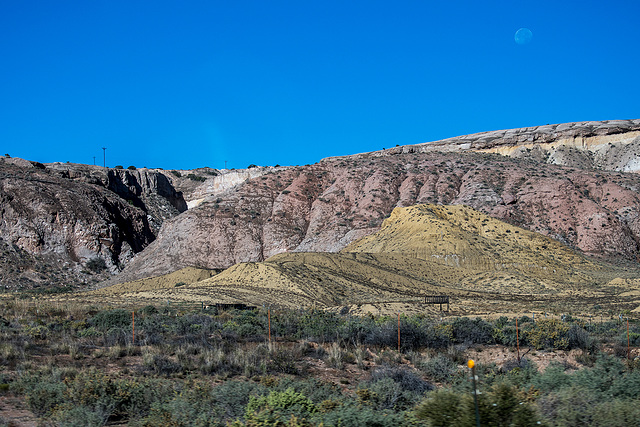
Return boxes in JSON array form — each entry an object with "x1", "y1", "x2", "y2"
[
  {"x1": 224, "y1": 160, "x2": 227, "y2": 170},
  {"x1": 93, "y1": 156, "x2": 96, "y2": 165},
  {"x1": 102, "y1": 147, "x2": 106, "y2": 168}
]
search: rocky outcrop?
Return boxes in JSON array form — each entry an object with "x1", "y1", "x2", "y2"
[
  {"x1": 45, "y1": 163, "x2": 187, "y2": 232},
  {"x1": 0, "y1": 159, "x2": 155, "y2": 290},
  {"x1": 158, "y1": 166, "x2": 287, "y2": 209},
  {"x1": 333, "y1": 119, "x2": 640, "y2": 173}
]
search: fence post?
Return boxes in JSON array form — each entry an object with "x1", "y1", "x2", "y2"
[
  {"x1": 516, "y1": 317, "x2": 520, "y2": 363},
  {"x1": 628, "y1": 318, "x2": 631, "y2": 360},
  {"x1": 268, "y1": 308, "x2": 271, "y2": 343},
  {"x1": 397, "y1": 312, "x2": 401, "y2": 353}
]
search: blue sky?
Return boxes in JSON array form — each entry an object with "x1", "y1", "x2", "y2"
[{"x1": 2, "y1": 1, "x2": 638, "y2": 170}]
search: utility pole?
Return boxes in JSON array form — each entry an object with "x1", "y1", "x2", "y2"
[
  {"x1": 93, "y1": 156, "x2": 96, "y2": 165},
  {"x1": 224, "y1": 160, "x2": 227, "y2": 170},
  {"x1": 102, "y1": 147, "x2": 106, "y2": 168}
]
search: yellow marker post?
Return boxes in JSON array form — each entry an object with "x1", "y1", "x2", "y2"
[{"x1": 468, "y1": 359, "x2": 480, "y2": 427}]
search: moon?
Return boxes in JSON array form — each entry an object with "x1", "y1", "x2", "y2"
[{"x1": 514, "y1": 28, "x2": 533, "y2": 45}]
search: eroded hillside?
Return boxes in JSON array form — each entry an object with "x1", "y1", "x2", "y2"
[
  {"x1": 88, "y1": 205, "x2": 640, "y2": 316},
  {"x1": 111, "y1": 141, "x2": 640, "y2": 284}
]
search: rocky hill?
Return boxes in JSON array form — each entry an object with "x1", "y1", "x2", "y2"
[
  {"x1": 3, "y1": 119, "x2": 640, "y2": 291},
  {"x1": 88, "y1": 205, "x2": 640, "y2": 316},
  {"x1": 0, "y1": 159, "x2": 156, "y2": 290},
  {"x1": 109, "y1": 120, "x2": 640, "y2": 284},
  {"x1": 0, "y1": 157, "x2": 282, "y2": 290},
  {"x1": 356, "y1": 119, "x2": 640, "y2": 173}
]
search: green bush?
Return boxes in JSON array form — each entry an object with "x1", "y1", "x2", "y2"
[
  {"x1": 187, "y1": 173, "x2": 206, "y2": 182},
  {"x1": 244, "y1": 388, "x2": 316, "y2": 425},
  {"x1": 451, "y1": 317, "x2": 494, "y2": 345},
  {"x1": 90, "y1": 309, "x2": 132, "y2": 331},
  {"x1": 417, "y1": 354, "x2": 457, "y2": 383},
  {"x1": 25, "y1": 381, "x2": 66, "y2": 416},
  {"x1": 416, "y1": 383, "x2": 539, "y2": 426},
  {"x1": 314, "y1": 403, "x2": 407, "y2": 426},
  {"x1": 525, "y1": 319, "x2": 570, "y2": 350},
  {"x1": 86, "y1": 257, "x2": 107, "y2": 273}
]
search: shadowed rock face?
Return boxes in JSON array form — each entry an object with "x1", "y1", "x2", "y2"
[
  {"x1": 111, "y1": 133, "x2": 640, "y2": 283},
  {"x1": 44, "y1": 163, "x2": 188, "y2": 232},
  {"x1": 0, "y1": 160, "x2": 156, "y2": 290}
]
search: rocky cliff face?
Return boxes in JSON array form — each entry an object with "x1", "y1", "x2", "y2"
[
  {"x1": 45, "y1": 163, "x2": 188, "y2": 233},
  {"x1": 110, "y1": 121, "x2": 640, "y2": 283},
  {"x1": 157, "y1": 166, "x2": 285, "y2": 209},
  {"x1": 0, "y1": 159, "x2": 158, "y2": 290}
]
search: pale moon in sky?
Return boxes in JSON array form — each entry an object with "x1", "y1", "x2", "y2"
[{"x1": 514, "y1": 28, "x2": 533, "y2": 45}]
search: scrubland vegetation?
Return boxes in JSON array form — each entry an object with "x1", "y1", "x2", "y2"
[{"x1": 0, "y1": 299, "x2": 639, "y2": 426}]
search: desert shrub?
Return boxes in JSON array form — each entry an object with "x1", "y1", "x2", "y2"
[
  {"x1": 148, "y1": 355, "x2": 183, "y2": 376},
  {"x1": 414, "y1": 389, "x2": 462, "y2": 426},
  {"x1": 537, "y1": 387, "x2": 598, "y2": 426},
  {"x1": 568, "y1": 324, "x2": 596, "y2": 351},
  {"x1": 531, "y1": 363, "x2": 572, "y2": 393},
  {"x1": 137, "y1": 315, "x2": 167, "y2": 345},
  {"x1": 325, "y1": 342, "x2": 345, "y2": 369},
  {"x1": 90, "y1": 309, "x2": 131, "y2": 331},
  {"x1": 337, "y1": 314, "x2": 376, "y2": 346},
  {"x1": 209, "y1": 380, "x2": 267, "y2": 422},
  {"x1": 244, "y1": 388, "x2": 316, "y2": 425},
  {"x1": 571, "y1": 355, "x2": 625, "y2": 397},
  {"x1": 222, "y1": 310, "x2": 265, "y2": 340},
  {"x1": 450, "y1": 317, "x2": 494, "y2": 345},
  {"x1": 140, "y1": 305, "x2": 158, "y2": 316},
  {"x1": 363, "y1": 317, "x2": 450, "y2": 351},
  {"x1": 170, "y1": 170, "x2": 181, "y2": 177},
  {"x1": 416, "y1": 383, "x2": 539, "y2": 427},
  {"x1": 589, "y1": 398, "x2": 640, "y2": 427},
  {"x1": 104, "y1": 327, "x2": 129, "y2": 346},
  {"x1": 51, "y1": 405, "x2": 108, "y2": 427},
  {"x1": 609, "y1": 369, "x2": 640, "y2": 399},
  {"x1": 357, "y1": 368, "x2": 431, "y2": 412},
  {"x1": 86, "y1": 257, "x2": 107, "y2": 273},
  {"x1": 187, "y1": 173, "x2": 206, "y2": 182},
  {"x1": 24, "y1": 380, "x2": 66, "y2": 417},
  {"x1": 370, "y1": 366, "x2": 433, "y2": 394},
  {"x1": 275, "y1": 378, "x2": 342, "y2": 405},
  {"x1": 501, "y1": 356, "x2": 535, "y2": 373},
  {"x1": 575, "y1": 349, "x2": 598, "y2": 367},
  {"x1": 617, "y1": 330, "x2": 640, "y2": 346},
  {"x1": 525, "y1": 319, "x2": 570, "y2": 350},
  {"x1": 298, "y1": 310, "x2": 341, "y2": 343},
  {"x1": 358, "y1": 377, "x2": 423, "y2": 411},
  {"x1": 313, "y1": 403, "x2": 407, "y2": 426},
  {"x1": 416, "y1": 354, "x2": 457, "y2": 383},
  {"x1": 24, "y1": 324, "x2": 48, "y2": 340},
  {"x1": 270, "y1": 310, "x2": 302, "y2": 339},
  {"x1": 268, "y1": 346, "x2": 301, "y2": 375}
]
